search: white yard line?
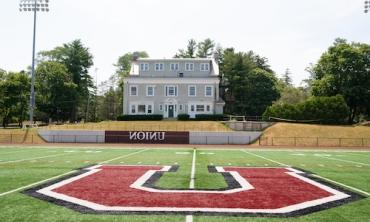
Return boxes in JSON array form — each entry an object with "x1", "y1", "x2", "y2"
[
  {"x1": 241, "y1": 150, "x2": 290, "y2": 167},
  {"x1": 0, "y1": 153, "x2": 73, "y2": 164},
  {"x1": 186, "y1": 149, "x2": 197, "y2": 222},
  {"x1": 312, "y1": 174, "x2": 370, "y2": 197},
  {"x1": 0, "y1": 149, "x2": 148, "y2": 198},
  {"x1": 315, "y1": 156, "x2": 370, "y2": 167},
  {"x1": 0, "y1": 149, "x2": 36, "y2": 155}
]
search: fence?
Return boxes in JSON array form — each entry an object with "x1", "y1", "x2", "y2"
[{"x1": 259, "y1": 137, "x2": 370, "y2": 147}]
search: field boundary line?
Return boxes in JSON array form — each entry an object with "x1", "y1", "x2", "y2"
[
  {"x1": 315, "y1": 156, "x2": 370, "y2": 167},
  {"x1": 0, "y1": 153, "x2": 73, "y2": 164},
  {"x1": 312, "y1": 174, "x2": 370, "y2": 197},
  {"x1": 241, "y1": 150, "x2": 290, "y2": 167},
  {"x1": 0, "y1": 149, "x2": 37, "y2": 155},
  {"x1": 0, "y1": 149, "x2": 148, "y2": 198}
]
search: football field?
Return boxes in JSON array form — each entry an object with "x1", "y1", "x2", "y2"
[{"x1": 0, "y1": 146, "x2": 369, "y2": 222}]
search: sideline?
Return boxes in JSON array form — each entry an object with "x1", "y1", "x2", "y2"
[{"x1": 0, "y1": 149, "x2": 148, "y2": 198}]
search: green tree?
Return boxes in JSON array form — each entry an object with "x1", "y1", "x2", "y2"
[
  {"x1": 35, "y1": 61, "x2": 77, "y2": 122},
  {"x1": 276, "y1": 86, "x2": 310, "y2": 105},
  {"x1": 0, "y1": 71, "x2": 30, "y2": 127},
  {"x1": 311, "y1": 38, "x2": 370, "y2": 123},
  {"x1": 175, "y1": 39, "x2": 197, "y2": 58},
  {"x1": 39, "y1": 39, "x2": 94, "y2": 121},
  {"x1": 281, "y1": 68, "x2": 293, "y2": 86},
  {"x1": 221, "y1": 49, "x2": 280, "y2": 116},
  {"x1": 196, "y1": 38, "x2": 215, "y2": 58}
]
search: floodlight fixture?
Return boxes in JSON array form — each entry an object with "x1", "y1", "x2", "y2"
[{"x1": 19, "y1": 0, "x2": 50, "y2": 124}]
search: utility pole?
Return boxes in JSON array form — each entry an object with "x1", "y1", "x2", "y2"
[{"x1": 19, "y1": 0, "x2": 50, "y2": 125}]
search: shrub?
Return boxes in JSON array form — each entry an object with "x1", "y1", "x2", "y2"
[
  {"x1": 177, "y1": 114, "x2": 190, "y2": 121},
  {"x1": 117, "y1": 115, "x2": 163, "y2": 121},
  {"x1": 195, "y1": 114, "x2": 224, "y2": 121},
  {"x1": 262, "y1": 95, "x2": 349, "y2": 124}
]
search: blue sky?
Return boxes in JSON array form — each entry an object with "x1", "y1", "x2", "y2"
[{"x1": 1, "y1": 0, "x2": 369, "y2": 86}]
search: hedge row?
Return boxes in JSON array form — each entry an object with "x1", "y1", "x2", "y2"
[
  {"x1": 117, "y1": 115, "x2": 163, "y2": 121},
  {"x1": 262, "y1": 95, "x2": 350, "y2": 124}
]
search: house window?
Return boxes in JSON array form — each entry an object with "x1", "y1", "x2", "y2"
[
  {"x1": 200, "y1": 63, "x2": 210, "y2": 71},
  {"x1": 179, "y1": 104, "x2": 183, "y2": 111},
  {"x1": 165, "y1": 85, "x2": 177, "y2": 97},
  {"x1": 191, "y1": 105, "x2": 195, "y2": 112},
  {"x1": 206, "y1": 105, "x2": 211, "y2": 112},
  {"x1": 138, "y1": 105, "x2": 146, "y2": 114},
  {"x1": 185, "y1": 63, "x2": 194, "y2": 71},
  {"x1": 196, "y1": 105, "x2": 205, "y2": 112},
  {"x1": 147, "y1": 86, "x2": 155, "y2": 96},
  {"x1": 205, "y1": 85, "x2": 213, "y2": 97},
  {"x1": 140, "y1": 63, "x2": 149, "y2": 71},
  {"x1": 131, "y1": 105, "x2": 136, "y2": 114},
  {"x1": 130, "y1": 86, "x2": 138, "y2": 96},
  {"x1": 155, "y1": 63, "x2": 164, "y2": 71},
  {"x1": 170, "y1": 63, "x2": 179, "y2": 71},
  {"x1": 188, "y1": 85, "x2": 196, "y2": 97},
  {"x1": 147, "y1": 105, "x2": 153, "y2": 114},
  {"x1": 159, "y1": 104, "x2": 163, "y2": 111}
]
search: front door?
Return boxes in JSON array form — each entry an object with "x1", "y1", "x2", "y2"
[{"x1": 168, "y1": 105, "x2": 174, "y2": 118}]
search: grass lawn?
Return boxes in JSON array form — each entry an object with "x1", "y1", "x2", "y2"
[
  {"x1": 43, "y1": 121, "x2": 232, "y2": 132},
  {"x1": 0, "y1": 146, "x2": 369, "y2": 222},
  {"x1": 261, "y1": 123, "x2": 370, "y2": 147}
]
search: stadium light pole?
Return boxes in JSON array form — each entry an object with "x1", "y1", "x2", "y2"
[
  {"x1": 365, "y1": 1, "x2": 369, "y2": 13},
  {"x1": 19, "y1": 0, "x2": 50, "y2": 125}
]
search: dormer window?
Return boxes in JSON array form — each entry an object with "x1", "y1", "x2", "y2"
[
  {"x1": 185, "y1": 63, "x2": 194, "y2": 71},
  {"x1": 200, "y1": 63, "x2": 210, "y2": 71},
  {"x1": 155, "y1": 63, "x2": 164, "y2": 71},
  {"x1": 140, "y1": 63, "x2": 149, "y2": 71},
  {"x1": 170, "y1": 63, "x2": 179, "y2": 71}
]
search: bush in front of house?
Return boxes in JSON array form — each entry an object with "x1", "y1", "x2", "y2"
[
  {"x1": 117, "y1": 115, "x2": 163, "y2": 121},
  {"x1": 177, "y1": 114, "x2": 190, "y2": 121},
  {"x1": 195, "y1": 114, "x2": 224, "y2": 121}
]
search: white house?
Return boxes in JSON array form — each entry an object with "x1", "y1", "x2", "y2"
[{"x1": 123, "y1": 56, "x2": 224, "y2": 118}]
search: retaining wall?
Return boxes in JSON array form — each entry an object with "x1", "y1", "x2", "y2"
[
  {"x1": 38, "y1": 130, "x2": 261, "y2": 145},
  {"x1": 224, "y1": 121, "x2": 274, "y2": 131}
]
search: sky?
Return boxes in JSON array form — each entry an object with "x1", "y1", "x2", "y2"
[{"x1": 1, "y1": 0, "x2": 369, "y2": 86}]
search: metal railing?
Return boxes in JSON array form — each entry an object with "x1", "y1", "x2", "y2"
[{"x1": 259, "y1": 137, "x2": 370, "y2": 147}]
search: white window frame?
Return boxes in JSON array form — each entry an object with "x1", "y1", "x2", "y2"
[
  {"x1": 140, "y1": 63, "x2": 149, "y2": 71},
  {"x1": 179, "y1": 104, "x2": 183, "y2": 111},
  {"x1": 146, "y1": 85, "x2": 155, "y2": 97},
  {"x1": 131, "y1": 104, "x2": 136, "y2": 114},
  {"x1": 205, "y1": 85, "x2": 213, "y2": 97},
  {"x1": 147, "y1": 104, "x2": 153, "y2": 114},
  {"x1": 185, "y1": 63, "x2": 194, "y2": 71},
  {"x1": 129, "y1": 102, "x2": 154, "y2": 115},
  {"x1": 155, "y1": 63, "x2": 164, "y2": 71},
  {"x1": 188, "y1": 85, "x2": 196, "y2": 97},
  {"x1": 170, "y1": 63, "x2": 179, "y2": 71},
  {"x1": 200, "y1": 63, "x2": 210, "y2": 71},
  {"x1": 130, "y1": 85, "x2": 138, "y2": 96},
  {"x1": 165, "y1": 85, "x2": 178, "y2": 97},
  {"x1": 159, "y1": 104, "x2": 163, "y2": 111}
]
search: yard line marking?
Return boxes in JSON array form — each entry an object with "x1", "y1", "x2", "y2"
[
  {"x1": 0, "y1": 149, "x2": 38, "y2": 155},
  {"x1": 185, "y1": 215, "x2": 193, "y2": 222},
  {"x1": 0, "y1": 149, "x2": 148, "y2": 198},
  {"x1": 189, "y1": 149, "x2": 196, "y2": 189},
  {"x1": 241, "y1": 150, "x2": 290, "y2": 167},
  {"x1": 98, "y1": 149, "x2": 148, "y2": 164},
  {"x1": 186, "y1": 149, "x2": 197, "y2": 222},
  {"x1": 312, "y1": 174, "x2": 370, "y2": 197},
  {"x1": 0, "y1": 153, "x2": 72, "y2": 165},
  {"x1": 315, "y1": 156, "x2": 370, "y2": 167}
]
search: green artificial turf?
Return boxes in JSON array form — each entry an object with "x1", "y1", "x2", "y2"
[{"x1": 0, "y1": 146, "x2": 369, "y2": 222}]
